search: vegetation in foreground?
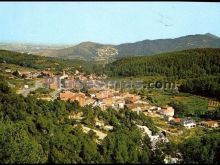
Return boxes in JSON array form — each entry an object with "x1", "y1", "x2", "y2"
[{"x1": 0, "y1": 77, "x2": 220, "y2": 164}]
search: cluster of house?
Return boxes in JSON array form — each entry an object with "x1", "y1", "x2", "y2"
[
  {"x1": 58, "y1": 78, "x2": 177, "y2": 120},
  {"x1": 4, "y1": 67, "x2": 54, "y2": 80},
  {"x1": 46, "y1": 70, "x2": 107, "y2": 90},
  {"x1": 170, "y1": 117, "x2": 219, "y2": 129},
  {"x1": 59, "y1": 88, "x2": 137, "y2": 110},
  {"x1": 47, "y1": 71, "x2": 167, "y2": 115},
  {"x1": 4, "y1": 67, "x2": 219, "y2": 130},
  {"x1": 59, "y1": 86, "x2": 219, "y2": 130},
  {"x1": 53, "y1": 71, "x2": 219, "y2": 130}
]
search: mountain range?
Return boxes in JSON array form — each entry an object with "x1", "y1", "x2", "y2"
[{"x1": 1, "y1": 33, "x2": 220, "y2": 63}]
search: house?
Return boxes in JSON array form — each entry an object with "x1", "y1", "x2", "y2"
[
  {"x1": 74, "y1": 70, "x2": 80, "y2": 75},
  {"x1": 206, "y1": 121, "x2": 219, "y2": 128},
  {"x1": 5, "y1": 69, "x2": 11, "y2": 73},
  {"x1": 24, "y1": 85, "x2": 29, "y2": 89},
  {"x1": 116, "y1": 101, "x2": 125, "y2": 109},
  {"x1": 94, "y1": 98, "x2": 114, "y2": 110},
  {"x1": 170, "y1": 117, "x2": 182, "y2": 125},
  {"x1": 48, "y1": 76, "x2": 60, "y2": 90},
  {"x1": 20, "y1": 71, "x2": 32, "y2": 79},
  {"x1": 180, "y1": 118, "x2": 196, "y2": 129},
  {"x1": 132, "y1": 107, "x2": 142, "y2": 115},
  {"x1": 126, "y1": 103, "x2": 138, "y2": 110},
  {"x1": 125, "y1": 103, "x2": 143, "y2": 115},
  {"x1": 96, "y1": 90, "x2": 114, "y2": 100},
  {"x1": 64, "y1": 77, "x2": 75, "y2": 89},
  {"x1": 99, "y1": 102, "x2": 107, "y2": 110},
  {"x1": 32, "y1": 72, "x2": 41, "y2": 78},
  {"x1": 95, "y1": 117, "x2": 105, "y2": 127},
  {"x1": 92, "y1": 100, "x2": 107, "y2": 110},
  {"x1": 102, "y1": 98, "x2": 114, "y2": 107},
  {"x1": 103, "y1": 125, "x2": 114, "y2": 131},
  {"x1": 59, "y1": 70, "x2": 68, "y2": 80},
  {"x1": 174, "y1": 118, "x2": 181, "y2": 123},
  {"x1": 68, "y1": 112, "x2": 84, "y2": 120},
  {"x1": 95, "y1": 121, "x2": 104, "y2": 127},
  {"x1": 149, "y1": 106, "x2": 161, "y2": 111},
  {"x1": 124, "y1": 94, "x2": 141, "y2": 104},
  {"x1": 59, "y1": 91, "x2": 86, "y2": 106},
  {"x1": 158, "y1": 106, "x2": 175, "y2": 120},
  {"x1": 90, "y1": 93, "x2": 96, "y2": 98},
  {"x1": 59, "y1": 91, "x2": 75, "y2": 101},
  {"x1": 71, "y1": 92, "x2": 86, "y2": 106},
  {"x1": 49, "y1": 82, "x2": 59, "y2": 90},
  {"x1": 88, "y1": 87, "x2": 99, "y2": 94},
  {"x1": 41, "y1": 70, "x2": 53, "y2": 77},
  {"x1": 198, "y1": 121, "x2": 219, "y2": 128},
  {"x1": 85, "y1": 97, "x2": 96, "y2": 105},
  {"x1": 88, "y1": 74, "x2": 95, "y2": 80},
  {"x1": 96, "y1": 91, "x2": 106, "y2": 99}
]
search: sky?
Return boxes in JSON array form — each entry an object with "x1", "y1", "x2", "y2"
[{"x1": 0, "y1": 2, "x2": 220, "y2": 45}]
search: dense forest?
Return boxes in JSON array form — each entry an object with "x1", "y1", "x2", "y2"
[
  {"x1": 0, "y1": 76, "x2": 158, "y2": 164},
  {"x1": 179, "y1": 76, "x2": 220, "y2": 99},
  {"x1": 105, "y1": 48, "x2": 220, "y2": 99},
  {"x1": 0, "y1": 76, "x2": 220, "y2": 164},
  {"x1": 105, "y1": 48, "x2": 220, "y2": 78},
  {"x1": 0, "y1": 50, "x2": 103, "y2": 75}
]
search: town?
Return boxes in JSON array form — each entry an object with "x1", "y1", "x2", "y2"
[{"x1": 4, "y1": 66, "x2": 219, "y2": 131}]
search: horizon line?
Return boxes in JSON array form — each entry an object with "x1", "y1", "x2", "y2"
[{"x1": 0, "y1": 32, "x2": 218, "y2": 46}]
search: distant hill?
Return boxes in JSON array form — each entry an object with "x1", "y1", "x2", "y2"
[
  {"x1": 39, "y1": 33, "x2": 220, "y2": 62},
  {"x1": 1, "y1": 33, "x2": 220, "y2": 63},
  {"x1": 0, "y1": 43, "x2": 70, "y2": 55},
  {"x1": 115, "y1": 33, "x2": 220, "y2": 58},
  {"x1": 41, "y1": 42, "x2": 118, "y2": 64},
  {"x1": 43, "y1": 42, "x2": 112, "y2": 60}
]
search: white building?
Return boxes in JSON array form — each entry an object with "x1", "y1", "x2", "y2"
[
  {"x1": 24, "y1": 85, "x2": 29, "y2": 89},
  {"x1": 181, "y1": 119, "x2": 196, "y2": 129},
  {"x1": 5, "y1": 69, "x2": 12, "y2": 73},
  {"x1": 118, "y1": 102, "x2": 125, "y2": 109},
  {"x1": 159, "y1": 106, "x2": 175, "y2": 117}
]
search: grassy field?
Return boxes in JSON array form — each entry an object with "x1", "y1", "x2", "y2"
[{"x1": 167, "y1": 127, "x2": 208, "y2": 144}]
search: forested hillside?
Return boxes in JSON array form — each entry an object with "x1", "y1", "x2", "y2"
[
  {"x1": 0, "y1": 50, "x2": 102, "y2": 74},
  {"x1": 105, "y1": 48, "x2": 220, "y2": 99}
]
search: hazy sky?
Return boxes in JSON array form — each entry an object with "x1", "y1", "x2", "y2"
[{"x1": 0, "y1": 2, "x2": 220, "y2": 45}]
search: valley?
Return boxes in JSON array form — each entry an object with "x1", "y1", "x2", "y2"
[{"x1": 0, "y1": 47, "x2": 219, "y2": 163}]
